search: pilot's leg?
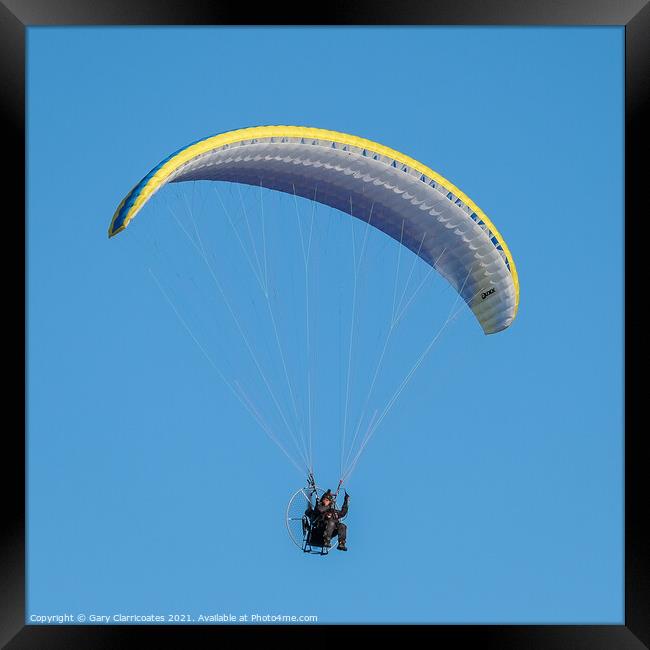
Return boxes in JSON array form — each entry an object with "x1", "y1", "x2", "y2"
[
  {"x1": 336, "y1": 522, "x2": 347, "y2": 545},
  {"x1": 323, "y1": 519, "x2": 336, "y2": 546}
]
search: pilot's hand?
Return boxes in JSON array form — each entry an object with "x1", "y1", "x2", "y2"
[{"x1": 344, "y1": 491, "x2": 350, "y2": 501}]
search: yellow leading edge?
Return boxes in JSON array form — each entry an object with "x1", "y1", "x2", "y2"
[{"x1": 109, "y1": 125, "x2": 519, "y2": 317}]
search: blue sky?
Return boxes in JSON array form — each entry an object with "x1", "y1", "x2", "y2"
[{"x1": 27, "y1": 26, "x2": 623, "y2": 624}]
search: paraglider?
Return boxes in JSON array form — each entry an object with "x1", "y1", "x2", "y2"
[
  {"x1": 109, "y1": 125, "x2": 519, "y2": 554},
  {"x1": 286, "y1": 478, "x2": 349, "y2": 553}
]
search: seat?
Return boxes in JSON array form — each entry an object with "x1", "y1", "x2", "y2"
[
  {"x1": 307, "y1": 524, "x2": 327, "y2": 547},
  {"x1": 302, "y1": 515, "x2": 330, "y2": 554}
]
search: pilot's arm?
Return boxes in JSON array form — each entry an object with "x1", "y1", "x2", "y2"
[{"x1": 337, "y1": 493, "x2": 350, "y2": 518}]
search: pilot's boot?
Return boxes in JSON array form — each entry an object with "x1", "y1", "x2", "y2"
[{"x1": 336, "y1": 542, "x2": 347, "y2": 551}]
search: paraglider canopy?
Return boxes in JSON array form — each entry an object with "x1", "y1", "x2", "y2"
[{"x1": 109, "y1": 125, "x2": 519, "y2": 335}]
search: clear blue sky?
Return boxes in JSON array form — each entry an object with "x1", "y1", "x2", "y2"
[{"x1": 27, "y1": 27, "x2": 623, "y2": 624}]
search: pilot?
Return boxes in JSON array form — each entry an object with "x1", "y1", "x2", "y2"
[{"x1": 312, "y1": 489, "x2": 349, "y2": 551}]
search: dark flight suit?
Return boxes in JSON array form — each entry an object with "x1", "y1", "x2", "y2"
[{"x1": 314, "y1": 496, "x2": 348, "y2": 545}]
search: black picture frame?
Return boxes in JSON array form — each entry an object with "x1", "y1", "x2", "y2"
[{"x1": 4, "y1": 1, "x2": 647, "y2": 647}]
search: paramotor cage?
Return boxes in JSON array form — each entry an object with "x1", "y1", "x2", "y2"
[{"x1": 286, "y1": 485, "x2": 334, "y2": 555}]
